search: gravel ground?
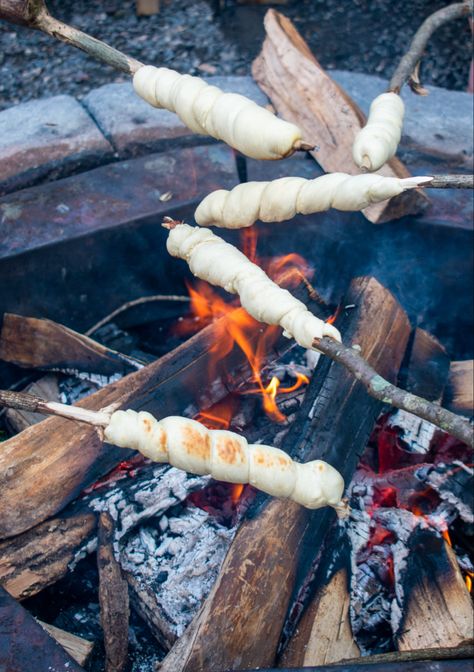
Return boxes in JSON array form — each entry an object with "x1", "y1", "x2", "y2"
[{"x1": 0, "y1": 0, "x2": 472, "y2": 110}]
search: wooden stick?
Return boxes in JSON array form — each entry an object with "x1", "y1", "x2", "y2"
[
  {"x1": 37, "y1": 621, "x2": 94, "y2": 667},
  {"x1": 422, "y1": 174, "x2": 474, "y2": 189},
  {"x1": 389, "y1": 1, "x2": 473, "y2": 94},
  {"x1": 98, "y1": 512, "x2": 129, "y2": 672},
  {"x1": 0, "y1": 0, "x2": 143, "y2": 75},
  {"x1": 312, "y1": 337, "x2": 473, "y2": 447}
]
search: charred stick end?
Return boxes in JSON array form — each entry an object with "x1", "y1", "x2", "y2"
[
  {"x1": 162, "y1": 217, "x2": 182, "y2": 230},
  {"x1": 293, "y1": 139, "x2": 315, "y2": 152}
]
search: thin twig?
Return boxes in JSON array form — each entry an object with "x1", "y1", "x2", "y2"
[
  {"x1": 313, "y1": 337, "x2": 473, "y2": 447},
  {"x1": 85, "y1": 294, "x2": 190, "y2": 337},
  {"x1": 421, "y1": 174, "x2": 474, "y2": 189},
  {"x1": 389, "y1": 1, "x2": 473, "y2": 94}
]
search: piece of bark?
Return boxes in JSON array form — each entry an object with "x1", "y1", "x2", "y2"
[
  {"x1": 0, "y1": 313, "x2": 141, "y2": 376},
  {"x1": 0, "y1": 584, "x2": 85, "y2": 672},
  {"x1": 445, "y1": 360, "x2": 473, "y2": 416},
  {"x1": 135, "y1": 0, "x2": 160, "y2": 15},
  {"x1": 158, "y1": 277, "x2": 411, "y2": 672},
  {"x1": 403, "y1": 328, "x2": 450, "y2": 402},
  {"x1": 252, "y1": 9, "x2": 428, "y2": 224},
  {"x1": 0, "y1": 512, "x2": 97, "y2": 600},
  {"x1": 37, "y1": 620, "x2": 94, "y2": 666},
  {"x1": 396, "y1": 534, "x2": 474, "y2": 650},
  {"x1": 280, "y1": 568, "x2": 360, "y2": 667},
  {"x1": 98, "y1": 512, "x2": 129, "y2": 672},
  {"x1": 0, "y1": 303, "x2": 282, "y2": 540}
]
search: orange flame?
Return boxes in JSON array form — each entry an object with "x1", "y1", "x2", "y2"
[
  {"x1": 178, "y1": 232, "x2": 312, "y2": 425},
  {"x1": 231, "y1": 483, "x2": 245, "y2": 504},
  {"x1": 466, "y1": 572, "x2": 473, "y2": 593}
]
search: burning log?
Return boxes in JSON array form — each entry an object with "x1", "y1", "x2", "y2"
[
  {"x1": 97, "y1": 512, "x2": 129, "y2": 672},
  {"x1": 164, "y1": 220, "x2": 472, "y2": 446},
  {"x1": 157, "y1": 275, "x2": 411, "y2": 672},
  {"x1": 396, "y1": 531, "x2": 473, "y2": 650},
  {"x1": 280, "y1": 566, "x2": 360, "y2": 667},
  {"x1": 251, "y1": 9, "x2": 428, "y2": 224},
  {"x1": 0, "y1": 304, "x2": 290, "y2": 540},
  {"x1": 0, "y1": 313, "x2": 142, "y2": 376}
]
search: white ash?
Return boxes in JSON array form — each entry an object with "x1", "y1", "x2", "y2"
[
  {"x1": 387, "y1": 409, "x2": 436, "y2": 454},
  {"x1": 73, "y1": 462, "x2": 235, "y2": 642},
  {"x1": 422, "y1": 462, "x2": 474, "y2": 524},
  {"x1": 121, "y1": 505, "x2": 235, "y2": 639},
  {"x1": 59, "y1": 371, "x2": 123, "y2": 405}
]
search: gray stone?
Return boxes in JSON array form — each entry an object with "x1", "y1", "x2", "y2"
[
  {"x1": 330, "y1": 70, "x2": 473, "y2": 166},
  {"x1": 0, "y1": 95, "x2": 113, "y2": 196},
  {"x1": 82, "y1": 76, "x2": 269, "y2": 158}
]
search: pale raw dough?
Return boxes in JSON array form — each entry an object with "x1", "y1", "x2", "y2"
[
  {"x1": 133, "y1": 65, "x2": 302, "y2": 160},
  {"x1": 352, "y1": 92, "x2": 405, "y2": 171},
  {"x1": 165, "y1": 223, "x2": 342, "y2": 348},
  {"x1": 104, "y1": 409, "x2": 345, "y2": 510},
  {"x1": 194, "y1": 173, "x2": 430, "y2": 228}
]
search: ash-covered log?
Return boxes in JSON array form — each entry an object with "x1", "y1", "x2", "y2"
[{"x1": 158, "y1": 276, "x2": 411, "y2": 672}]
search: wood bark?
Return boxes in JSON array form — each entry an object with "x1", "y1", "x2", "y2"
[
  {"x1": 397, "y1": 538, "x2": 474, "y2": 650},
  {"x1": 445, "y1": 360, "x2": 473, "y2": 416},
  {"x1": 252, "y1": 9, "x2": 428, "y2": 224},
  {"x1": 97, "y1": 512, "x2": 129, "y2": 672},
  {"x1": 0, "y1": 512, "x2": 97, "y2": 600},
  {"x1": 280, "y1": 568, "x2": 359, "y2": 667},
  {"x1": 0, "y1": 306, "x2": 274, "y2": 540},
  {"x1": 37, "y1": 620, "x2": 94, "y2": 667},
  {"x1": 158, "y1": 276, "x2": 411, "y2": 672},
  {"x1": 0, "y1": 313, "x2": 141, "y2": 376}
]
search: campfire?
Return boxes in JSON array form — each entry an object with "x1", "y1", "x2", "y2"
[{"x1": 0, "y1": 2, "x2": 472, "y2": 672}]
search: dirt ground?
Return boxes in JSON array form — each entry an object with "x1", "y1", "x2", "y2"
[{"x1": 0, "y1": 0, "x2": 472, "y2": 110}]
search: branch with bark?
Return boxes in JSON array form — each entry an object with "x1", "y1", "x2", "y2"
[
  {"x1": 0, "y1": 0, "x2": 143, "y2": 74},
  {"x1": 312, "y1": 337, "x2": 473, "y2": 447},
  {"x1": 389, "y1": 1, "x2": 473, "y2": 94}
]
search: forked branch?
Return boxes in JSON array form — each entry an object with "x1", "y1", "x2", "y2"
[{"x1": 389, "y1": 1, "x2": 473, "y2": 94}]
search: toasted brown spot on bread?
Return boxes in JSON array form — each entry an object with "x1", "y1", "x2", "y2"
[
  {"x1": 142, "y1": 417, "x2": 152, "y2": 433},
  {"x1": 217, "y1": 435, "x2": 246, "y2": 465},
  {"x1": 181, "y1": 424, "x2": 211, "y2": 462}
]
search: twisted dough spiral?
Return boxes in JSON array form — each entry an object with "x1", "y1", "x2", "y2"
[
  {"x1": 194, "y1": 172, "x2": 429, "y2": 229},
  {"x1": 133, "y1": 65, "x2": 302, "y2": 160},
  {"x1": 352, "y1": 93, "x2": 405, "y2": 171},
  {"x1": 104, "y1": 410, "x2": 345, "y2": 510},
  {"x1": 166, "y1": 223, "x2": 341, "y2": 348}
]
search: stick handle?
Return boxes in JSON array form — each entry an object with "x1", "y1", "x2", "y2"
[{"x1": 0, "y1": 390, "x2": 111, "y2": 427}]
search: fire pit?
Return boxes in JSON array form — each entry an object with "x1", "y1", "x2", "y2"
[{"x1": 0, "y1": 3, "x2": 472, "y2": 672}]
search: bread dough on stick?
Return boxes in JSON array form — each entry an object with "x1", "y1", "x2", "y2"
[
  {"x1": 352, "y1": 92, "x2": 405, "y2": 171},
  {"x1": 133, "y1": 65, "x2": 303, "y2": 160},
  {"x1": 104, "y1": 409, "x2": 345, "y2": 511},
  {"x1": 194, "y1": 173, "x2": 431, "y2": 229},
  {"x1": 165, "y1": 222, "x2": 341, "y2": 347}
]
